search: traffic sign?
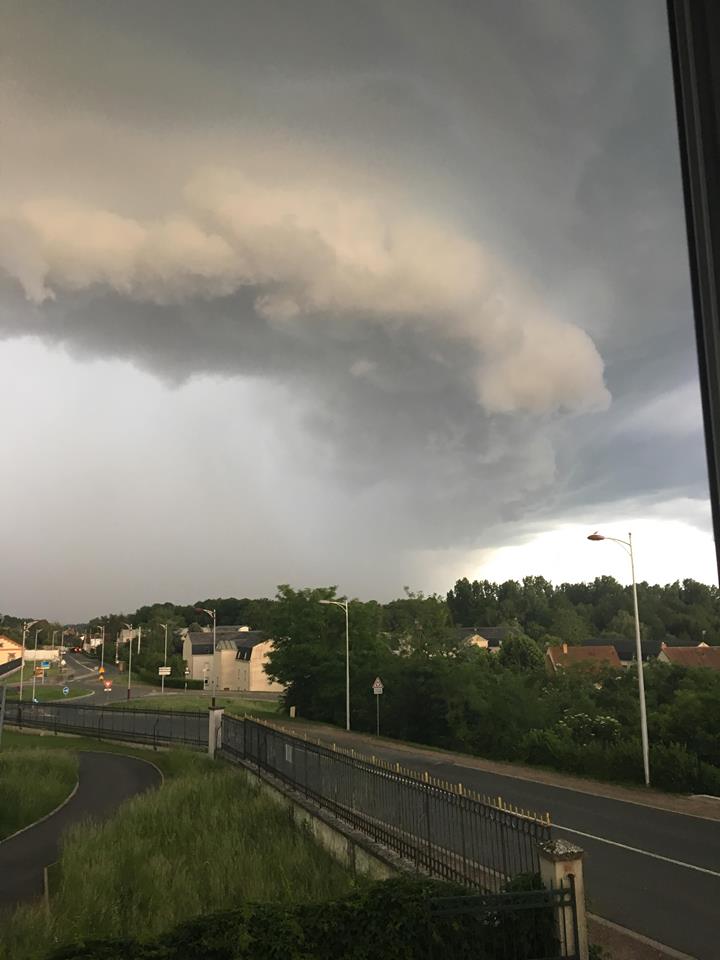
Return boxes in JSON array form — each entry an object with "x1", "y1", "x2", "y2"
[
  {"x1": 62, "y1": 686, "x2": 70, "y2": 696},
  {"x1": 98, "y1": 666, "x2": 105, "y2": 675},
  {"x1": 372, "y1": 676, "x2": 384, "y2": 695},
  {"x1": 103, "y1": 679, "x2": 113, "y2": 690},
  {"x1": 158, "y1": 666, "x2": 171, "y2": 676},
  {"x1": 40, "y1": 661, "x2": 50, "y2": 669}
]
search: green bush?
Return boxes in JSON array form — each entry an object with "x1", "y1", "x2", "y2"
[{"x1": 44, "y1": 876, "x2": 556, "y2": 960}]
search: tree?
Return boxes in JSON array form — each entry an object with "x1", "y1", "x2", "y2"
[{"x1": 497, "y1": 634, "x2": 544, "y2": 671}]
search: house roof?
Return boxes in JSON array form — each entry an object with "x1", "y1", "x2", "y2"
[
  {"x1": 187, "y1": 630, "x2": 268, "y2": 657},
  {"x1": 0, "y1": 635, "x2": 22, "y2": 648},
  {"x1": 547, "y1": 644, "x2": 621, "y2": 670},
  {"x1": 581, "y1": 636, "x2": 662, "y2": 660},
  {"x1": 660, "y1": 645, "x2": 720, "y2": 670},
  {"x1": 187, "y1": 633, "x2": 214, "y2": 655},
  {"x1": 457, "y1": 626, "x2": 509, "y2": 646}
]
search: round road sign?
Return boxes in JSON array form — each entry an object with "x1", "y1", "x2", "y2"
[{"x1": 62, "y1": 686, "x2": 70, "y2": 696}]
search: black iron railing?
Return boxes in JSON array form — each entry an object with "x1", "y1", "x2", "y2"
[
  {"x1": 222, "y1": 716, "x2": 551, "y2": 894},
  {"x1": 427, "y1": 880, "x2": 579, "y2": 960},
  {"x1": 4, "y1": 700, "x2": 208, "y2": 748}
]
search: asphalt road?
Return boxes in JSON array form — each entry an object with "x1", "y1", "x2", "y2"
[
  {"x1": 297, "y1": 730, "x2": 719, "y2": 960},
  {"x1": 0, "y1": 751, "x2": 161, "y2": 909}
]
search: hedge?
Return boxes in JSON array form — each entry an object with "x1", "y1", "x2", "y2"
[{"x1": 44, "y1": 876, "x2": 556, "y2": 960}]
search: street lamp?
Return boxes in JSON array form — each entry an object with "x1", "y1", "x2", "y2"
[
  {"x1": 160, "y1": 623, "x2": 168, "y2": 695},
  {"x1": 587, "y1": 531, "x2": 650, "y2": 786},
  {"x1": 30, "y1": 627, "x2": 44, "y2": 702},
  {"x1": 319, "y1": 599, "x2": 350, "y2": 732},
  {"x1": 195, "y1": 608, "x2": 217, "y2": 707},
  {"x1": 124, "y1": 622, "x2": 134, "y2": 700},
  {"x1": 96, "y1": 624, "x2": 106, "y2": 669},
  {"x1": 19, "y1": 620, "x2": 40, "y2": 703}
]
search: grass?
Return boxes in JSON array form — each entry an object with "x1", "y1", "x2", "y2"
[
  {"x1": 111, "y1": 692, "x2": 283, "y2": 717},
  {"x1": 0, "y1": 750, "x2": 354, "y2": 960},
  {"x1": 0, "y1": 730, "x2": 201, "y2": 778},
  {"x1": 0, "y1": 749, "x2": 78, "y2": 840}
]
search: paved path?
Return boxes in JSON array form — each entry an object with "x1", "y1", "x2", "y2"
[{"x1": 0, "y1": 752, "x2": 161, "y2": 909}]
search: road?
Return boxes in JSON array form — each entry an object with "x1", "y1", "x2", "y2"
[
  {"x1": 0, "y1": 751, "x2": 161, "y2": 908},
  {"x1": 290, "y1": 726, "x2": 718, "y2": 960}
]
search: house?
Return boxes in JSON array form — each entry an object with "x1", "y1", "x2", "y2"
[
  {"x1": 658, "y1": 643, "x2": 720, "y2": 671},
  {"x1": 182, "y1": 625, "x2": 284, "y2": 693},
  {"x1": 545, "y1": 642, "x2": 621, "y2": 674},
  {"x1": 581, "y1": 636, "x2": 661, "y2": 664},
  {"x1": 458, "y1": 625, "x2": 511, "y2": 652},
  {"x1": 0, "y1": 635, "x2": 22, "y2": 666}
]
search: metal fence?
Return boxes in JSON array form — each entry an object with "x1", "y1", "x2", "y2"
[
  {"x1": 4, "y1": 700, "x2": 208, "y2": 748},
  {"x1": 427, "y1": 882, "x2": 579, "y2": 960},
  {"x1": 221, "y1": 716, "x2": 551, "y2": 894}
]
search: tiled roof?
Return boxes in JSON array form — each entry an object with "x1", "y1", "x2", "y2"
[
  {"x1": 661, "y1": 645, "x2": 720, "y2": 670},
  {"x1": 581, "y1": 636, "x2": 661, "y2": 660},
  {"x1": 547, "y1": 644, "x2": 621, "y2": 670}
]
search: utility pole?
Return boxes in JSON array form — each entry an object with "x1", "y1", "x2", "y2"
[{"x1": 161, "y1": 623, "x2": 168, "y2": 695}]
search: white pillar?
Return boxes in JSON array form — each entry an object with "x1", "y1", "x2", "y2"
[
  {"x1": 538, "y1": 839, "x2": 588, "y2": 960},
  {"x1": 208, "y1": 706, "x2": 224, "y2": 759}
]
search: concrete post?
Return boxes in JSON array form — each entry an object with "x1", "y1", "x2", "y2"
[
  {"x1": 538, "y1": 839, "x2": 588, "y2": 960},
  {"x1": 208, "y1": 706, "x2": 224, "y2": 759}
]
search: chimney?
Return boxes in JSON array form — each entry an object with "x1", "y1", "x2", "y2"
[{"x1": 562, "y1": 642, "x2": 568, "y2": 655}]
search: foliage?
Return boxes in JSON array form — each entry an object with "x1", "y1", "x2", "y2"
[
  {"x1": 0, "y1": 749, "x2": 77, "y2": 839},
  {"x1": 41, "y1": 875, "x2": 557, "y2": 960},
  {"x1": 497, "y1": 635, "x2": 544, "y2": 671}
]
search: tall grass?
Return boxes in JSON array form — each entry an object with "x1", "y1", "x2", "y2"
[
  {"x1": 0, "y1": 753, "x2": 353, "y2": 960},
  {"x1": 0, "y1": 750, "x2": 77, "y2": 839}
]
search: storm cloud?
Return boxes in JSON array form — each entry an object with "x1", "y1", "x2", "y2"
[{"x1": 0, "y1": 0, "x2": 711, "y2": 618}]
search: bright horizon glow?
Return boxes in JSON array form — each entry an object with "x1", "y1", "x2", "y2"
[{"x1": 468, "y1": 518, "x2": 718, "y2": 588}]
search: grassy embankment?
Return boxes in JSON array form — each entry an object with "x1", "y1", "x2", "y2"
[
  {"x1": 112, "y1": 693, "x2": 283, "y2": 717},
  {"x1": 0, "y1": 749, "x2": 78, "y2": 840},
  {"x1": 0, "y1": 738, "x2": 354, "y2": 960}
]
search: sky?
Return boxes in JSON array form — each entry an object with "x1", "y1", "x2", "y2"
[{"x1": 0, "y1": 0, "x2": 715, "y2": 622}]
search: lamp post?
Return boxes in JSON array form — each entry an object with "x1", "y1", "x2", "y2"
[
  {"x1": 97, "y1": 624, "x2": 106, "y2": 669},
  {"x1": 160, "y1": 623, "x2": 168, "y2": 695},
  {"x1": 30, "y1": 628, "x2": 43, "y2": 702},
  {"x1": 195, "y1": 608, "x2": 217, "y2": 707},
  {"x1": 19, "y1": 620, "x2": 40, "y2": 703},
  {"x1": 124, "y1": 622, "x2": 134, "y2": 700},
  {"x1": 319, "y1": 599, "x2": 351, "y2": 732},
  {"x1": 588, "y1": 531, "x2": 650, "y2": 786}
]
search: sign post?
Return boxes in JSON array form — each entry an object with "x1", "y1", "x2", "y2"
[
  {"x1": 158, "y1": 665, "x2": 171, "y2": 695},
  {"x1": 372, "y1": 676, "x2": 384, "y2": 736}
]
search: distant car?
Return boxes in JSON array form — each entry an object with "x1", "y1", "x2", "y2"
[{"x1": 72, "y1": 646, "x2": 82, "y2": 653}]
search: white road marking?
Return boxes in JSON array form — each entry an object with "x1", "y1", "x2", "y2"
[{"x1": 555, "y1": 823, "x2": 720, "y2": 878}]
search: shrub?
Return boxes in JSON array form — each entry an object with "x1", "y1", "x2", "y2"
[{"x1": 44, "y1": 876, "x2": 557, "y2": 960}]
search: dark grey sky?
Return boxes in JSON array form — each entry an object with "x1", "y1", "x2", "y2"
[{"x1": 0, "y1": 0, "x2": 713, "y2": 621}]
